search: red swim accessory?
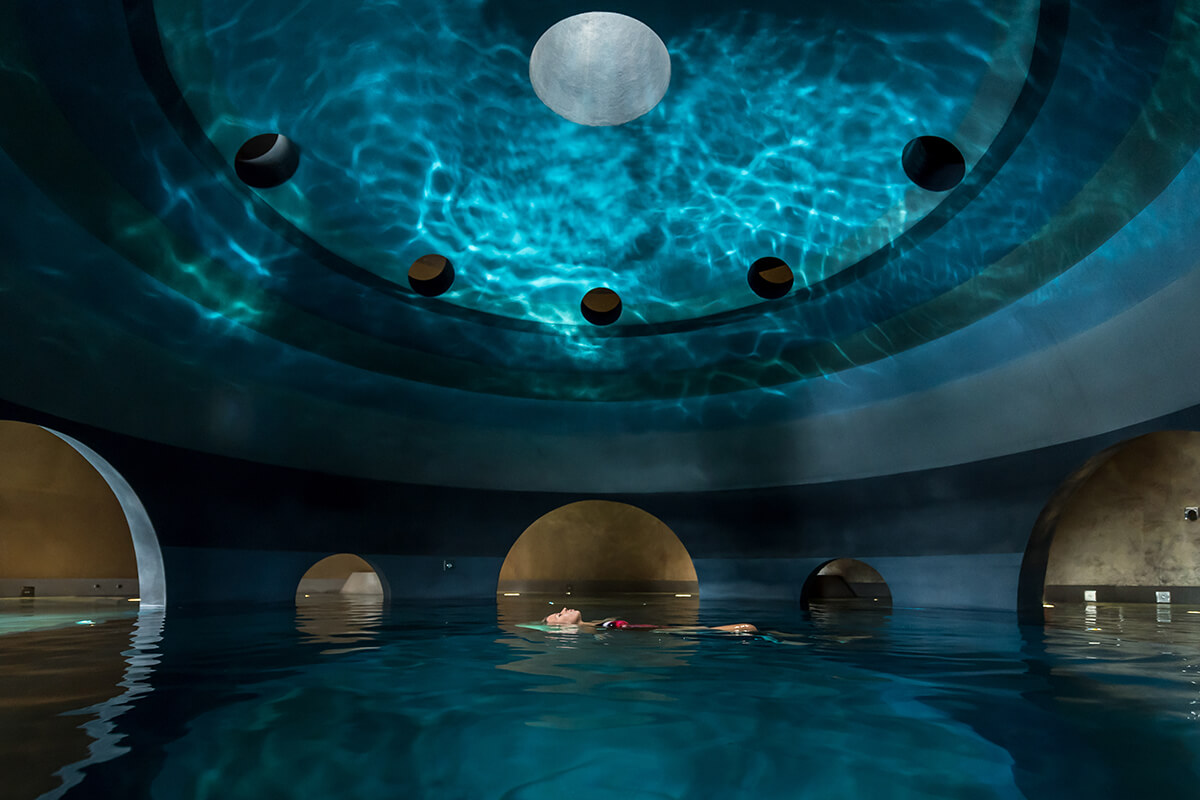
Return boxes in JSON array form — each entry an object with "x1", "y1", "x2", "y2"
[{"x1": 598, "y1": 619, "x2": 660, "y2": 630}]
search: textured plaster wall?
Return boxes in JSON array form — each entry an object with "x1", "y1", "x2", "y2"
[
  {"x1": 302, "y1": 553, "x2": 373, "y2": 580},
  {"x1": 1045, "y1": 431, "x2": 1200, "y2": 586},
  {"x1": 817, "y1": 558, "x2": 888, "y2": 584},
  {"x1": 497, "y1": 500, "x2": 699, "y2": 593},
  {"x1": 0, "y1": 421, "x2": 135, "y2": 581}
]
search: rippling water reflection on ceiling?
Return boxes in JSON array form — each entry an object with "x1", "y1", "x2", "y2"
[
  {"x1": 2, "y1": 0, "x2": 1196, "y2": 490},
  {"x1": 158, "y1": 0, "x2": 1033, "y2": 324}
]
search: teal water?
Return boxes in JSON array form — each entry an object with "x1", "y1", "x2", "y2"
[{"x1": 4, "y1": 598, "x2": 1200, "y2": 799}]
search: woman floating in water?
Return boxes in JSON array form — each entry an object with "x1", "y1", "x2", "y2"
[{"x1": 536, "y1": 607, "x2": 757, "y2": 633}]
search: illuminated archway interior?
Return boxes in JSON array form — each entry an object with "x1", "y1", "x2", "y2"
[
  {"x1": 1036, "y1": 431, "x2": 1200, "y2": 606},
  {"x1": 297, "y1": 553, "x2": 384, "y2": 597},
  {"x1": 800, "y1": 558, "x2": 892, "y2": 609},
  {"x1": 498, "y1": 500, "x2": 699, "y2": 596},
  {"x1": 0, "y1": 421, "x2": 155, "y2": 602}
]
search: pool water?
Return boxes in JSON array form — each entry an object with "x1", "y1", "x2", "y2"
[{"x1": 4, "y1": 597, "x2": 1200, "y2": 799}]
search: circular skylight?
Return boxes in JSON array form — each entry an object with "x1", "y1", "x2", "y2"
[
  {"x1": 529, "y1": 12, "x2": 671, "y2": 127},
  {"x1": 902, "y1": 135, "x2": 966, "y2": 192}
]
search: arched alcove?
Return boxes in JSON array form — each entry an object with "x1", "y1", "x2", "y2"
[
  {"x1": 0, "y1": 421, "x2": 164, "y2": 606},
  {"x1": 497, "y1": 500, "x2": 699, "y2": 596},
  {"x1": 1020, "y1": 431, "x2": 1200, "y2": 614},
  {"x1": 296, "y1": 553, "x2": 386, "y2": 598},
  {"x1": 800, "y1": 558, "x2": 891, "y2": 610}
]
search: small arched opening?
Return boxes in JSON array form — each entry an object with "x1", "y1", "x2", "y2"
[
  {"x1": 296, "y1": 553, "x2": 386, "y2": 599},
  {"x1": 295, "y1": 554, "x2": 386, "y2": 648},
  {"x1": 496, "y1": 500, "x2": 699, "y2": 625},
  {"x1": 1020, "y1": 431, "x2": 1200, "y2": 619},
  {"x1": 800, "y1": 558, "x2": 892, "y2": 610},
  {"x1": 0, "y1": 421, "x2": 164, "y2": 608}
]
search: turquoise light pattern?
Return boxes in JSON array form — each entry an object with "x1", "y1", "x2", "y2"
[
  {"x1": 1, "y1": 0, "x2": 1194, "y2": 422},
  {"x1": 158, "y1": 0, "x2": 1028, "y2": 324}
]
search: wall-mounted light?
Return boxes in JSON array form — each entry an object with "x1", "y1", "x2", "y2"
[
  {"x1": 1185, "y1": 507, "x2": 1198, "y2": 521},
  {"x1": 442, "y1": 560, "x2": 454, "y2": 571},
  {"x1": 1083, "y1": 590, "x2": 1097, "y2": 602},
  {"x1": 1156, "y1": 591, "x2": 1171, "y2": 603}
]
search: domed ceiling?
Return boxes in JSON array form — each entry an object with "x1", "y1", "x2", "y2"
[{"x1": 2, "y1": 0, "x2": 1199, "y2": 492}]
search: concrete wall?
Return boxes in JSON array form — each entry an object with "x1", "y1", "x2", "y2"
[
  {"x1": 153, "y1": 547, "x2": 1026, "y2": 611},
  {"x1": 1040, "y1": 431, "x2": 1200, "y2": 601},
  {"x1": 695, "y1": 553, "x2": 1023, "y2": 610}
]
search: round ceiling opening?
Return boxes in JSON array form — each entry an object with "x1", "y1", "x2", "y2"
[
  {"x1": 902, "y1": 135, "x2": 966, "y2": 192},
  {"x1": 581, "y1": 287, "x2": 623, "y2": 325},
  {"x1": 408, "y1": 254, "x2": 455, "y2": 297},
  {"x1": 529, "y1": 12, "x2": 671, "y2": 127},
  {"x1": 234, "y1": 133, "x2": 299, "y2": 188}
]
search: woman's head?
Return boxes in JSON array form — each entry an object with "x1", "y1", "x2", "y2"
[{"x1": 543, "y1": 607, "x2": 583, "y2": 626}]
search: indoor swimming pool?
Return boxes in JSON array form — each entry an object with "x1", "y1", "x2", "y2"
[
  {"x1": 5, "y1": 597, "x2": 1200, "y2": 799},
  {"x1": 5, "y1": 0, "x2": 1200, "y2": 795}
]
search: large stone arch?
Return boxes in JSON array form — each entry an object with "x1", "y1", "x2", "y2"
[
  {"x1": 1019, "y1": 430, "x2": 1200, "y2": 617},
  {"x1": 497, "y1": 500, "x2": 699, "y2": 596},
  {"x1": 0, "y1": 421, "x2": 165, "y2": 607}
]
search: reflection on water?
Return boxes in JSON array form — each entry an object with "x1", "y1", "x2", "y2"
[
  {"x1": 295, "y1": 594, "x2": 384, "y2": 655},
  {"x1": 1041, "y1": 603, "x2": 1200, "y2": 724},
  {"x1": 0, "y1": 602, "x2": 159, "y2": 800},
  {"x1": 5, "y1": 599, "x2": 1200, "y2": 798},
  {"x1": 495, "y1": 594, "x2": 705, "y2": 703},
  {"x1": 45, "y1": 610, "x2": 165, "y2": 800},
  {"x1": 0, "y1": 597, "x2": 139, "y2": 636}
]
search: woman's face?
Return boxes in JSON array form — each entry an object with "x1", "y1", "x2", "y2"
[{"x1": 544, "y1": 607, "x2": 582, "y2": 626}]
